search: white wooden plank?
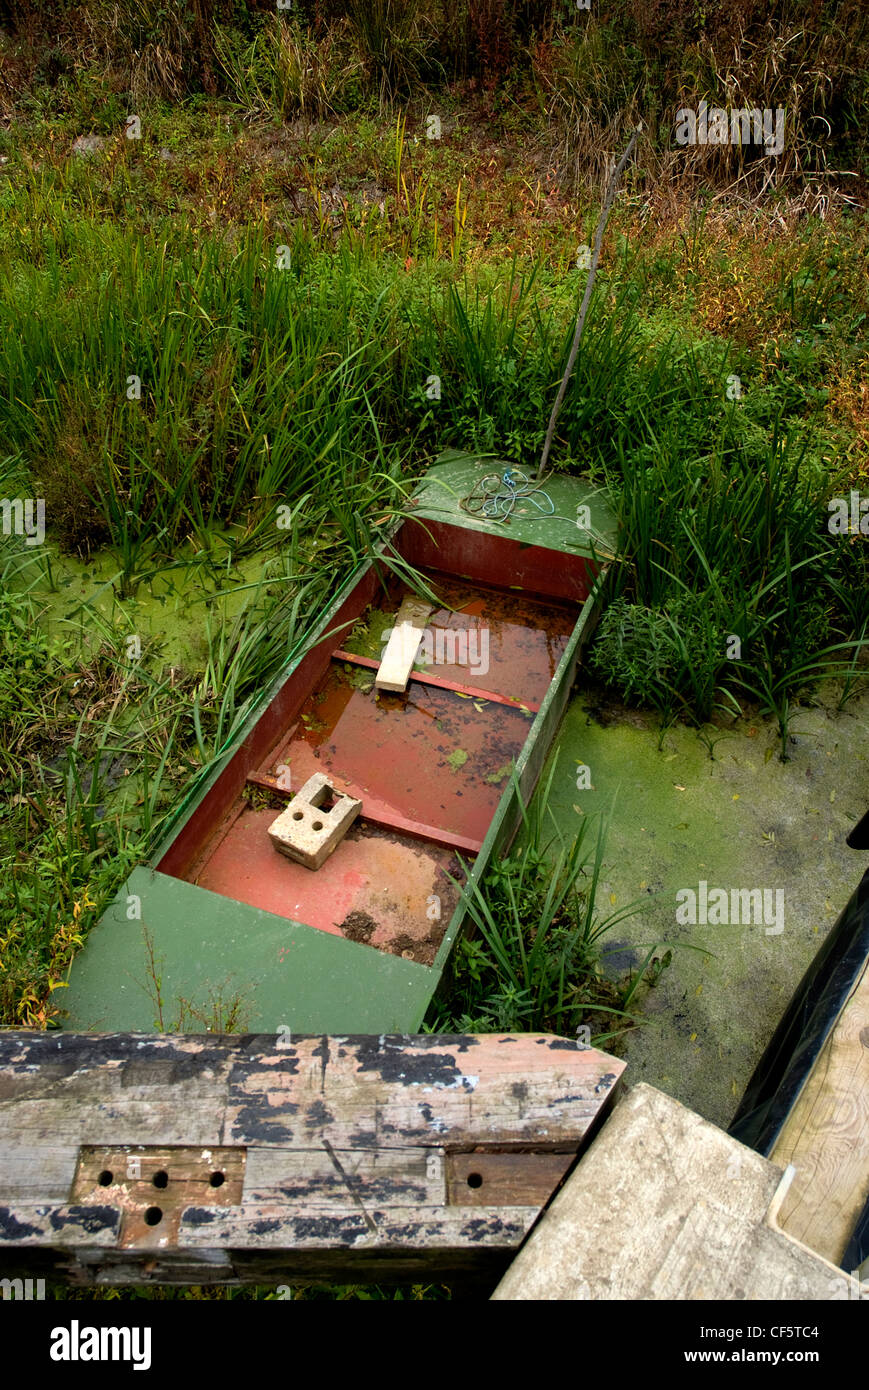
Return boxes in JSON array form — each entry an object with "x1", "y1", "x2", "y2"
[{"x1": 375, "y1": 598, "x2": 433, "y2": 692}]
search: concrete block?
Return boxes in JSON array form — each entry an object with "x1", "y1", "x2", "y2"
[{"x1": 268, "y1": 773, "x2": 362, "y2": 871}]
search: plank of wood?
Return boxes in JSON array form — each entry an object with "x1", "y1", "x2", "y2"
[
  {"x1": 0, "y1": 1032, "x2": 624, "y2": 1286},
  {"x1": 492, "y1": 1083, "x2": 854, "y2": 1301},
  {"x1": 374, "y1": 598, "x2": 433, "y2": 692},
  {"x1": 770, "y1": 956, "x2": 869, "y2": 1265}
]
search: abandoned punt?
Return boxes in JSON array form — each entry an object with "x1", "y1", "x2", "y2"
[{"x1": 62, "y1": 453, "x2": 615, "y2": 1034}]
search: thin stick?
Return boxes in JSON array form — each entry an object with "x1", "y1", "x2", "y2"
[{"x1": 536, "y1": 125, "x2": 641, "y2": 483}]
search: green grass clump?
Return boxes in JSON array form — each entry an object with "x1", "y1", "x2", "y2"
[{"x1": 432, "y1": 765, "x2": 670, "y2": 1047}]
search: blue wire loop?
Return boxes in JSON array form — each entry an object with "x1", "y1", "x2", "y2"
[{"x1": 460, "y1": 469, "x2": 555, "y2": 523}]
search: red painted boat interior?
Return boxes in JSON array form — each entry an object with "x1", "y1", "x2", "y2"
[{"x1": 157, "y1": 520, "x2": 593, "y2": 965}]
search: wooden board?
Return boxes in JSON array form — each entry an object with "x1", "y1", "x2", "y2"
[
  {"x1": 375, "y1": 598, "x2": 433, "y2": 692},
  {"x1": 0, "y1": 1033, "x2": 624, "y2": 1287},
  {"x1": 493, "y1": 1083, "x2": 856, "y2": 1301},
  {"x1": 770, "y1": 956, "x2": 869, "y2": 1265}
]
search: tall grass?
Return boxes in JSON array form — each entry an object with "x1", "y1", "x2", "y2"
[
  {"x1": 592, "y1": 380, "x2": 869, "y2": 746},
  {"x1": 0, "y1": 209, "x2": 415, "y2": 577},
  {"x1": 2, "y1": 170, "x2": 865, "y2": 725},
  {"x1": 0, "y1": 180, "x2": 640, "y2": 576}
]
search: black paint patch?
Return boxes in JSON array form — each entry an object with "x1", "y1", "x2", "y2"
[
  {"x1": 51, "y1": 1206, "x2": 119, "y2": 1235},
  {"x1": 250, "y1": 1219, "x2": 282, "y2": 1236},
  {"x1": 305, "y1": 1099, "x2": 335, "y2": 1132},
  {"x1": 292, "y1": 1214, "x2": 367, "y2": 1242},
  {"x1": 0, "y1": 1207, "x2": 44, "y2": 1240},
  {"x1": 229, "y1": 1101, "x2": 297, "y2": 1144},
  {"x1": 594, "y1": 1072, "x2": 618, "y2": 1093},
  {"x1": 252, "y1": 1183, "x2": 322, "y2": 1201},
  {"x1": 182, "y1": 1207, "x2": 219, "y2": 1226},
  {"x1": 355, "y1": 1038, "x2": 462, "y2": 1088},
  {"x1": 231, "y1": 1055, "x2": 301, "y2": 1081},
  {"x1": 345, "y1": 1130, "x2": 379, "y2": 1149},
  {"x1": 460, "y1": 1215, "x2": 519, "y2": 1240}
]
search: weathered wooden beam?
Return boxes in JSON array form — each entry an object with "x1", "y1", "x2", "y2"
[{"x1": 0, "y1": 1033, "x2": 624, "y2": 1287}]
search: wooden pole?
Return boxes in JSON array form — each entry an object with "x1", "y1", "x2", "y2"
[{"x1": 536, "y1": 125, "x2": 641, "y2": 485}]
